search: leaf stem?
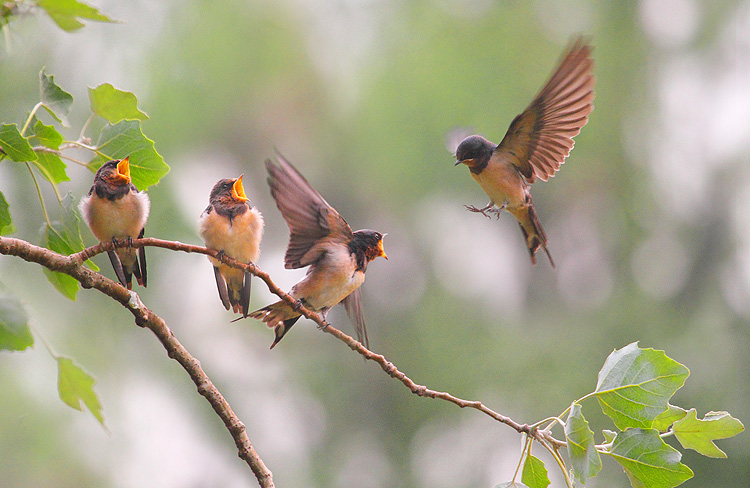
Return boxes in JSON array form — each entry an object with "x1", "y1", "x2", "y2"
[
  {"x1": 25, "y1": 162, "x2": 51, "y2": 226},
  {"x1": 21, "y1": 102, "x2": 44, "y2": 136},
  {"x1": 538, "y1": 440, "x2": 573, "y2": 488},
  {"x1": 28, "y1": 322, "x2": 58, "y2": 359},
  {"x1": 547, "y1": 393, "x2": 597, "y2": 431},
  {"x1": 531, "y1": 416, "x2": 565, "y2": 430},
  {"x1": 31, "y1": 160, "x2": 64, "y2": 204},
  {"x1": 512, "y1": 435, "x2": 531, "y2": 483},
  {"x1": 61, "y1": 140, "x2": 108, "y2": 160},
  {"x1": 62, "y1": 140, "x2": 97, "y2": 152},
  {"x1": 58, "y1": 152, "x2": 90, "y2": 166},
  {"x1": 33, "y1": 145, "x2": 89, "y2": 166},
  {"x1": 79, "y1": 113, "x2": 95, "y2": 142}
]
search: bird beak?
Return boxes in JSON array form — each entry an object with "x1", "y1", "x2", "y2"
[
  {"x1": 377, "y1": 236, "x2": 388, "y2": 260},
  {"x1": 455, "y1": 159, "x2": 467, "y2": 166},
  {"x1": 232, "y1": 174, "x2": 249, "y2": 202},
  {"x1": 116, "y1": 156, "x2": 132, "y2": 183}
]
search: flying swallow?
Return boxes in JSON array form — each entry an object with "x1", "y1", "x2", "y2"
[
  {"x1": 454, "y1": 37, "x2": 595, "y2": 266},
  {"x1": 79, "y1": 157, "x2": 150, "y2": 288},
  {"x1": 248, "y1": 154, "x2": 387, "y2": 349},
  {"x1": 199, "y1": 175, "x2": 264, "y2": 317}
]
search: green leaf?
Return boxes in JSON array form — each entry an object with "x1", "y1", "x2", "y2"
[
  {"x1": 34, "y1": 153, "x2": 70, "y2": 185},
  {"x1": 32, "y1": 119, "x2": 63, "y2": 149},
  {"x1": 89, "y1": 83, "x2": 149, "y2": 123},
  {"x1": 37, "y1": 0, "x2": 114, "y2": 32},
  {"x1": 594, "y1": 342, "x2": 689, "y2": 430},
  {"x1": 42, "y1": 193, "x2": 88, "y2": 299},
  {"x1": 672, "y1": 409, "x2": 744, "y2": 458},
  {"x1": 0, "y1": 191, "x2": 14, "y2": 235},
  {"x1": 57, "y1": 356, "x2": 105, "y2": 426},
  {"x1": 653, "y1": 404, "x2": 688, "y2": 432},
  {"x1": 39, "y1": 69, "x2": 74, "y2": 126},
  {"x1": 0, "y1": 293, "x2": 33, "y2": 351},
  {"x1": 607, "y1": 428, "x2": 693, "y2": 488},
  {"x1": 0, "y1": 124, "x2": 37, "y2": 162},
  {"x1": 521, "y1": 454, "x2": 550, "y2": 488},
  {"x1": 88, "y1": 120, "x2": 168, "y2": 190},
  {"x1": 31, "y1": 120, "x2": 69, "y2": 184},
  {"x1": 564, "y1": 403, "x2": 602, "y2": 482}
]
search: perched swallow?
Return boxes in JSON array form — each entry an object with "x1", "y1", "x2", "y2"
[
  {"x1": 199, "y1": 175, "x2": 264, "y2": 317},
  {"x1": 454, "y1": 37, "x2": 595, "y2": 266},
  {"x1": 79, "y1": 157, "x2": 150, "y2": 288},
  {"x1": 248, "y1": 154, "x2": 387, "y2": 349}
]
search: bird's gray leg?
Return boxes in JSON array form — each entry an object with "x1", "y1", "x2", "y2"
[
  {"x1": 317, "y1": 308, "x2": 330, "y2": 330},
  {"x1": 488, "y1": 202, "x2": 506, "y2": 220},
  {"x1": 464, "y1": 201, "x2": 496, "y2": 219}
]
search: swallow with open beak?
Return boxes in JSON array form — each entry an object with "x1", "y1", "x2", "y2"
[
  {"x1": 79, "y1": 157, "x2": 150, "y2": 288},
  {"x1": 199, "y1": 175, "x2": 264, "y2": 317},
  {"x1": 248, "y1": 154, "x2": 387, "y2": 349},
  {"x1": 454, "y1": 37, "x2": 595, "y2": 267}
]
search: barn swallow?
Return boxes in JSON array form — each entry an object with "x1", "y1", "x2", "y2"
[
  {"x1": 247, "y1": 154, "x2": 387, "y2": 349},
  {"x1": 199, "y1": 175, "x2": 264, "y2": 317},
  {"x1": 454, "y1": 37, "x2": 595, "y2": 266},
  {"x1": 79, "y1": 157, "x2": 150, "y2": 288}
]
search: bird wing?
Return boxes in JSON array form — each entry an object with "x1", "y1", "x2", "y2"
[
  {"x1": 342, "y1": 288, "x2": 369, "y2": 349},
  {"x1": 266, "y1": 154, "x2": 353, "y2": 269},
  {"x1": 494, "y1": 37, "x2": 595, "y2": 183}
]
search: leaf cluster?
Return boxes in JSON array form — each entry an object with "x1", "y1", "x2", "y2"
[
  {"x1": 495, "y1": 343, "x2": 743, "y2": 488},
  {"x1": 0, "y1": 68, "x2": 169, "y2": 433},
  {"x1": 0, "y1": 69, "x2": 168, "y2": 298}
]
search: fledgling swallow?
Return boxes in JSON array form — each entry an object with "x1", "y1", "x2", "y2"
[
  {"x1": 454, "y1": 37, "x2": 595, "y2": 267},
  {"x1": 199, "y1": 175, "x2": 264, "y2": 317},
  {"x1": 247, "y1": 154, "x2": 387, "y2": 349},
  {"x1": 79, "y1": 157, "x2": 150, "y2": 288}
]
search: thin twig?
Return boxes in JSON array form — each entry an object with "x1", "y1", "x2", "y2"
[
  {"x1": 70, "y1": 236, "x2": 568, "y2": 449},
  {"x1": 32, "y1": 145, "x2": 90, "y2": 166}
]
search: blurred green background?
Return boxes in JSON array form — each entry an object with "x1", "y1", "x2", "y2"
[{"x1": 1, "y1": 0, "x2": 749, "y2": 487}]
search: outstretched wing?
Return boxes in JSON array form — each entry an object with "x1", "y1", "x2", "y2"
[
  {"x1": 495, "y1": 37, "x2": 595, "y2": 183},
  {"x1": 342, "y1": 288, "x2": 369, "y2": 349},
  {"x1": 266, "y1": 154, "x2": 353, "y2": 269}
]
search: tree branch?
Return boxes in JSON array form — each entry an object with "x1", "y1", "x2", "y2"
[
  {"x1": 0, "y1": 236, "x2": 275, "y2": 488},
  {"x1": 74, "y1": 237, "x2": 568, "y2": 449},
  {"x1": 2, "y1": 233, "x2": 568, "y2": 479}
]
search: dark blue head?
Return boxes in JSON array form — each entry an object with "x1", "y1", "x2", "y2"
[{"x1": 455, "y1": 135, "x2": 495, "y2": 173}]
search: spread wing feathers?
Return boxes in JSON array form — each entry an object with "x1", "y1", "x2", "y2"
[
  {"x1": 495, "y1": 37, "x2": 595, "y2": 183},
  {"x1": 266, "y1": 154, "x2": 353, "y2": 269},
  {"x1": 342, "y1": 288, "x2": 369, "y2": 349}
]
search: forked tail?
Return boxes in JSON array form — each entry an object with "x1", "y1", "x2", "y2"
[{"x1": 511, "y1": 195, "x2": 555, "y2": 268}]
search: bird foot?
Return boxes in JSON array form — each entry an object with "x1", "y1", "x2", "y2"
[
  {"x1": 464, "y1": 204, "x2": 502, "y2": 220},
  {"x1": 488, "y1": 207, "x2": 503, "y2": 220}
]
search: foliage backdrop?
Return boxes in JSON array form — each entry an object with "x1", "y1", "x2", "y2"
[{"x1": 1, "y1": 0, "x2": 749, "y2": 487}]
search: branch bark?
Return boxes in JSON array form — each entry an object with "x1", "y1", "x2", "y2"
[
  {"x1": 1, "y1": 235, "x2": 568, "y2": 482},
  {"x1": 0, "y1": 236, "x2": 275, "y2": 488},
  {"x1": 76, "y1": 237, "x2": 567, "y2": 448}
]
